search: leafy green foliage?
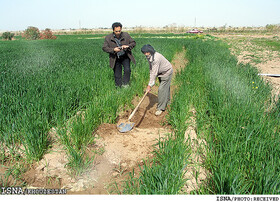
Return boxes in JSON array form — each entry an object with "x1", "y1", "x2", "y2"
[
  {"x1": 40, "y1": 28, "x2": 57, "y2": 40},
  {"x1": 2, "y1": 32, "x2": 15, "y2": 40},
  {"x1": 22, "y1": 26, "x2": 41, "y2": 40}
]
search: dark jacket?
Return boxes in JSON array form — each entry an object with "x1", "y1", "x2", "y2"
[{"x1": 102, "y1": 32, "x2": 136, "y2": 68}]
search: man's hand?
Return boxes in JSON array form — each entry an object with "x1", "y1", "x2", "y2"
[
  {"x1": 122, "y1": 45, "x2": 129, "y2": 50},
  {"x1": 114, "y1": 47, "x2": 122, "y2": 52},
  {"x1": 146, "y1": 85, "x2": 151, "y2": 93}
]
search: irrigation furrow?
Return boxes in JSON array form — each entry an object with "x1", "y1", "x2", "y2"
[{"x1": 182, "y1": 107, "x2": 207, "y2": 194}]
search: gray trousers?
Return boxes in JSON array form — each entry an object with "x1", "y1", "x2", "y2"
[{"x1": 157, "y1": 73, "x2": 172, "y2": 111}]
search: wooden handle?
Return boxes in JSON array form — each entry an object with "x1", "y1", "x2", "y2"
[{"x1": 128, "y1": 91, "x2": 149, "y2": 121}]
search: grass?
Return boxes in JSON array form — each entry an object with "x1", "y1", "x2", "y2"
[
  {"x1": 118, "y1": 36, "x2": 280, "y2": 195},
  {"x1": 178, "y1": 39, "x2": 280, "y2": 194},
  {"x1": 252, "y1": 38, "x2": 280, "y2": 52},
  {"x1": 116, "y1": 132, "x2": 191, "y2": 194},
  {"x1": 0, "y1": 36, "x2": 141, "y2": 174},
  {"x1": 0, "y1": 34, "x2": 192, "y2": 181}
]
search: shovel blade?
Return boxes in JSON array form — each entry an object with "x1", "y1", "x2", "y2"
[{"x1": 117, "y1": 122, "x2": 135, "y2": 133}]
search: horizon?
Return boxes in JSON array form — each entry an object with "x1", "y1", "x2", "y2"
[
  {"x1": 1, "y1": 24, "x2": 279, "y2": 33},
  {"x1": 1, "y1": 0, "x2": 280, "y2": 32}
]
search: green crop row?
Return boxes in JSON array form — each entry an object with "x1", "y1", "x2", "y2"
[{"x1": 176, "y1": 39, "x2": 280, "y2": 194}]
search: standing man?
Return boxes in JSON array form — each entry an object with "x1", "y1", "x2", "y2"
[
  {"x1": 141, "y1": 44, "x2": 173, "y2": 116},
  {"x1": 102, "y1": 22, "x2": 136, "y2": 88}
]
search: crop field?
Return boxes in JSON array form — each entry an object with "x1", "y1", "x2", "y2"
[{"x1": 0, "y1": 32, "x2": 279, "y2": 194}]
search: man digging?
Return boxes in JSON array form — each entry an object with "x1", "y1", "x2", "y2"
[{"x1": 141, "y1": 44, "x2": 173, "y2": 116}]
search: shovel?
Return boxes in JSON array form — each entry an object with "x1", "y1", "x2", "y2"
[{"x1": 117, "y1": 91, "x2": 149, "y2": 133}]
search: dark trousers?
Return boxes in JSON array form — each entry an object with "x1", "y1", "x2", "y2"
[{"x1": 113, "y1": 55, "x2": 131, "y2": 87}]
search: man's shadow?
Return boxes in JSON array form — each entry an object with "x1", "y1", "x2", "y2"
[{"x1": 135, "y1": 93, "x2": 158, "y2": 127}]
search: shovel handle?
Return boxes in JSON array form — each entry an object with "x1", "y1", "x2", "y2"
[{"x1": 128, "y1": 90, "x2": 149, "y2": 121}]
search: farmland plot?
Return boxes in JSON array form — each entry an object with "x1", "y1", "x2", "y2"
[
  {"x1": 0, "y1": 35, "x2": 185, "y2": 190},
  {"x1": 118, "y1": 37, "x2": 280, "y2": 195},
  {"x1": 1, "y1": 34, "x2": 279, "y2": 194}
]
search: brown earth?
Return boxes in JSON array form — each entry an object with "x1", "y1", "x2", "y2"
[{"x1": 21, "y1": 49, "x2": 196, "y2": 194}]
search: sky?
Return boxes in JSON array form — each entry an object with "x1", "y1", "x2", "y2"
[{"x1": 0, "y1": 0, "x2": 279, "y2": 31}]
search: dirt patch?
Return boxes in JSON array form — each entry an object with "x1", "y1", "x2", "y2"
[
  {"x1": 182, "y1": 108, "x2": 207, "y2": 193},
  {"x1": 256, "y1": 60, "x2": 280, "y2": 98},
  {"x1": 23, "y1": 128, "x2": 72, "y2": 189},
  {"x1": 22, "y1": 89, "x2": 171, "y2": 194}
]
